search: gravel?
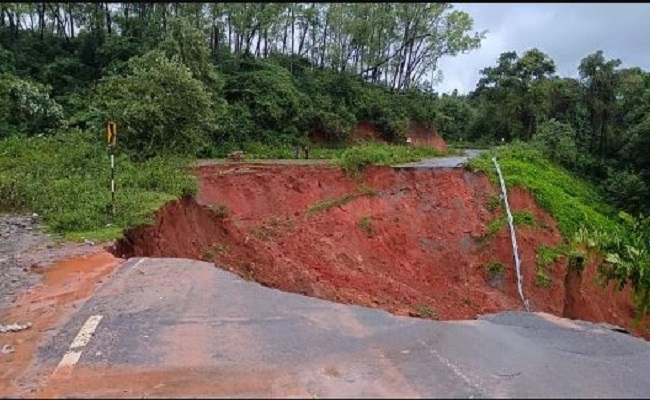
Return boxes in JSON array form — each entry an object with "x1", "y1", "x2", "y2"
[{"x1": 0, "y1": 213, "x2": 103, "y2": 320}]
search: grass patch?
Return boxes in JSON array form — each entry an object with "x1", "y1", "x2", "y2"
[
  {"x1": 251, "y1": 225, "x2": 273, "y2": 240},
  {"x1": 0, "y1": 131, "x2": 196, "y2": 241},
  {"x1": 513, "y1": 211, "x2": 537, "y2": 227},
  {"x1": 64, "y1": 226, "x2": 125, "y2": 244},
  {"x1": 250, "y1": 214, "x2": 296, "y2": 240},
  {"x1": 468, "y1": 143, "x2": 618, "y2": 239},
  {"x1": 335, "y1": 142, "x2": 445, "y2": 173},
  {"x1": 486, "y1": 261, "x2": 505, "y2": 277},
  {"x1": 202, "y1": 243, "x2": 230, "y2": 261},
  {"x1": 414, "y1": 304, "x2": 438, "y2": 319},
  {"x1": 357, "y1": 216, "x2": 374, "y2": 237},
  {"x1": 208, "y1": 204, "x2": 230, "y2": 218},
  {"x1": 308, "y1": 193, "x2": 357, "y2": 214},
  {"x1": 536, "y1": 245, "x2": 564, "y2": 268},
  {"x1": 202, "y1": 249, "x2": 215, "y2": 261},
  {"x1": 487, "y1": 195, "x2": 501, "y2": 212},
  {"x1": 536, "y1": 269, "x2": 552, "y2": 288},
  {"x1": 535, "y1": 245, "x2": 561, "y2": 289},
  {"x1": 484, "y1": 211, "x2": 538, "y2": 239},
  {"x1": 308, "y1": 186, "x2": 377, "y2": 215},
  {"x1": 487, "y1": 217, "x2": 505, "y2": 236},
  {"x1": 484, "y1": 261, "x2": 506, "y2": 287}
]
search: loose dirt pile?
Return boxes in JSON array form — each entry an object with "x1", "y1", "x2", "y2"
[{"x1": 112, "y1": 163, "x2": 646, "y2": 337}]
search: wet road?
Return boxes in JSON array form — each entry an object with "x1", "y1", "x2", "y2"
[
  {"x1": 394, "y1": 149, "x2": 483, "y2": 169},
  {"x1": 34, "y1": 257, "x2": 650, "y2": 398}
]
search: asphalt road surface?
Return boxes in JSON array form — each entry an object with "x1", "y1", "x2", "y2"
[
  {"x1": 34, "y1": 257, "x2": 650, "y2": 398},
  {"x1": 394, "y1": 149, "x2": 483, "y2": 169}
]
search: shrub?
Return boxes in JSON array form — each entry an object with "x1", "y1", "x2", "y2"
[
  {"x1": 336, "y1": 143, "x2": 443, "y2": 173},
  {"x1": 357, "y1": 216, "x2": 374, "y2": 237},
  {"x1": 532, "y1": 118, "x2": 579, "y2": 168},
  {"x1": 0, "y1": 130, "x2": 195, "y2": 242},
  {"x1": 92, "y1": 50, "x2": 216, "y2": 159}
]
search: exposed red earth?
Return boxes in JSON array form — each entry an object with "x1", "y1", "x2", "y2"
[{"x1": 112, "y1": 162, "x2": 649, "y2": 339}]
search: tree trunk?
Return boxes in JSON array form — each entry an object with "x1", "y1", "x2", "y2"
[
  {"x1": 282, "y1": 14, "x2": 288, "y2": 54},
  {"x1": 105, "y1": 3, "x2": 112, "y2": 35},
  {"x1": 310, "y1": 8, "x2": 317, "y2": 67},
  {"x1": 39, "y1": 2, "x2": 45, "y2": 40},
  {"x1": 215, "y1": 24, "x2": 220, "y2": 54},
  {"x1": 263, "y1": 28, "x2": 268, "y2": 57},
  {"x1": 298, "y1": 23, "x2": 308, "y2": 56},
  {"x1": 600, "y1": 110, "x2": 607, "y2": 161},
  {"x1": 162, "y1": 4, "x2": 167, "y2": 32},
  {"x1": 227, "y1": 12, "x2": 232, "y2": 51},
  {"x1": 320, "y1": 18, "x2": 327, "y2": 67},
  {"x1": 68, "y1": 4, "x2": 75, "y2": 38},
  {"x1": 291, "y1": 3, "x2": 295, "y2": 55},
  {"x1": 7, "y1": 10, "x2": 17, "y2": 38},
  {"x1": 255, "y1": 36, "x2": 261, "y2": 56}
]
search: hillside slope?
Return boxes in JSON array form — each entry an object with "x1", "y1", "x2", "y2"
[{"x1": 113, "y1": 160, "x2": 648, "y2": 338}]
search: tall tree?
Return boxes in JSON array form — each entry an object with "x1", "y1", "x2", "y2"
[{"x1": 578, "y1": 50, "x2": 621, "y2": 161}]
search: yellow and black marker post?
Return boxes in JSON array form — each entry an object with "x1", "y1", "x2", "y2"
[{"x1": 107, "y1": 121, "x2": 117, "y2": 216}]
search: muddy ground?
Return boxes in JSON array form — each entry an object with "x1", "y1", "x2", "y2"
[{"x1": 0, "y1": 214, "x2": 101, "y2": 321}]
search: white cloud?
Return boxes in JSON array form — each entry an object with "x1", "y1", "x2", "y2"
[{"x1": 435, "y1": 3, "x2": 650, "y2": 94}]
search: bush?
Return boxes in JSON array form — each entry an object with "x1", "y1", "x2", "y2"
[
  {"x1": 336, "y1": 143, "x2": 444, "y2": 173},
  {"x1": 0, "y1": 73, "x2": 64, "y2": 137},
  {"x1": 0, "y1": 130, "x2": 195, "y2": 241},
  {"x1": 602, "y1": 169, "x2": 648, "y2": 215},
  {"x1": 436, "y1": 96, "x2": 475, "y2": 141},
  {"x1": 468, "y1": 142, "x2": 618, "y2": 239},
  {"x1": 532, "y1": 118, "x2": 579, "y2": 168},
  {"x1": 592, "y1": 213, "x2": 650, "y2": 317},
  {"x1": 222, "y1": 56, "x2": 309, "y2": 144},
  {"x1": 92, "y1": 50, "x2": 216, "y2": 159}
]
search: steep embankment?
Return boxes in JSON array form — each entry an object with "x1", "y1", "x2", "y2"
[{"x1": 112, "y1": 163, "x2": 644, "y2": 337}]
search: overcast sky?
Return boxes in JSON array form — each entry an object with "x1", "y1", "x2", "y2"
[{"x1": 435, "y1": 3, "x2": 650, "y2": 94}]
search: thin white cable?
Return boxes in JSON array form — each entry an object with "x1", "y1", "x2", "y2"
[{"x1": 492, "y1": 157, "x2": 530, "y2": 312}]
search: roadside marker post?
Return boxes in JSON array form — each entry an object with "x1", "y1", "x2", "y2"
[{"x1": 107, "y1": 121, "x2": 117, "y2": 217}]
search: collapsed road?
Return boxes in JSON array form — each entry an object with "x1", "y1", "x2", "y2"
[
  {"x1": 2, "y1": 150, "x2": 650, "y2": 398},
  {"x1": 13, "y1": 257, "x2": 650, "y2": 398}
]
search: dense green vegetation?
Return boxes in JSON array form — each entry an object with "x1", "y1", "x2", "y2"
[
  {"x1": 469, "y1": 144, "x2": 618, "y2": 239},
  {"x1": 464, "y1": 49, "x2": 650, "y2": 218},
  {"x1": 1, "y1": 3, "x2": 476, "y2": 239},
  {"x1": 0, "y1": 3, "x2": 648, "y2": 315},
  {"x1": 0, "y1": 131, "x2": 196, "y2": 242},
  {"x1": 336, "y1": 142, "x2": 444, "y2": 173},
  {"x1": 471, "y1": 144, "x2": 650, "y2": 317}
]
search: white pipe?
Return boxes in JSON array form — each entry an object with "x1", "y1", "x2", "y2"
[{"x1": 492, "y1": 157, "x2": 530, "y2": 312}]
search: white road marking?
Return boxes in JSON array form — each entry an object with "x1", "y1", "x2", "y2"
[
  {"x1": 129, "y1": 257, "x2": 147, "y2": 275},
  {"x1": 69, "y1": 315, "x2": 102, "y2": 349},
  {"x1": 50, "y1": 258, "x2": 145, "y2": 380},
  {"x1": 420, "y1": 340, "x2": 487, "y2": 397},
  {"x1": 51, "y1": 315, "x2": 103, "y2": 378}
]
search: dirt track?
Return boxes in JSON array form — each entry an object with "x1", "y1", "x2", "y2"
[{"x1": 0, "y1": 214, "x2": 102, "y2": 317}]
